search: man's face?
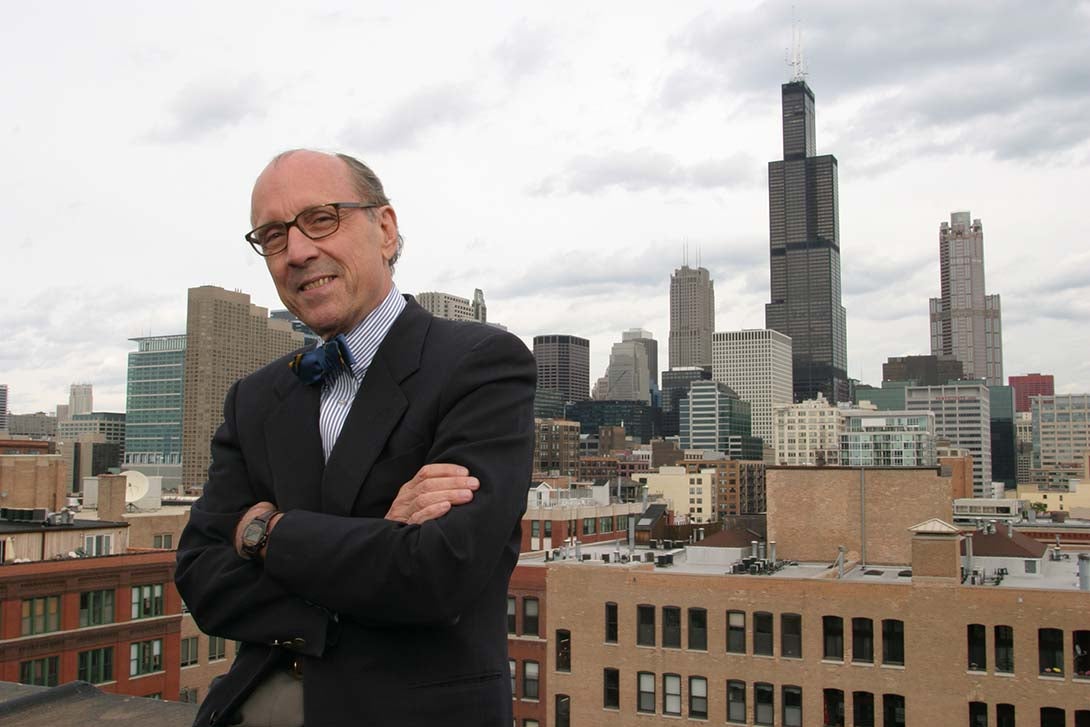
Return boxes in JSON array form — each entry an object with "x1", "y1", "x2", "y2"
[{"x1": 250, "y1": 151, "x2": 399, "y2": 340}]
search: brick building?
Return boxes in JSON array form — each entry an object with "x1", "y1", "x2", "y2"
[{"x1": 506, "y1": 466, "x2": 1090, "y2": 726}]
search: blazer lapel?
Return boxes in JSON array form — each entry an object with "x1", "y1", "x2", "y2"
[
  {"x1": 320, "y1": 298, "x2": 430, "y2": 517},
  {"x1": 264, "y1": 371, "x2": 324, "y2": 512}
]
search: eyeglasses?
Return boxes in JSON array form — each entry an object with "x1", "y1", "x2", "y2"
[{"x1": 245, "y1": 202, "x2": 381, "y2": 256}]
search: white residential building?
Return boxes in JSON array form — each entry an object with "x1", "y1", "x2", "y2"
[
  {"x1": 772, "y1": 393, "x2": 843, "y2": 466},
  {"x1": 906, "y1": 381, "x2": 991, "y2": 496}
]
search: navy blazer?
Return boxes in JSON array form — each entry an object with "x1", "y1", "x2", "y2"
[{"x1": 175, "y1": 299, "x2": 536, "y2": 726}]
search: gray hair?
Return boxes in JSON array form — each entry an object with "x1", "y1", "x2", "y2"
[{"x1": 270, "y1": 149, "x2": 405, "y2": 271}]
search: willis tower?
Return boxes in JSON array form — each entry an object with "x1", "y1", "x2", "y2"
[{"x1": 764, "y1": 73, "x2": 849, "y2": 403}]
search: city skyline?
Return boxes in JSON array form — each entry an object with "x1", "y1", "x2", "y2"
[{"x1": 2, "y1": 1, "x2": 1089, "y2": 413}]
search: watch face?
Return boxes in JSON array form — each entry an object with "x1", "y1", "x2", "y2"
[{"x1": 242, "y1": 520, "x2": 265, "y2": 548}]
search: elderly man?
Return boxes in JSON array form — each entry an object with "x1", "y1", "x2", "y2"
[{"x1": 175, "y1": 150, "x2": 536, "y2": 727}]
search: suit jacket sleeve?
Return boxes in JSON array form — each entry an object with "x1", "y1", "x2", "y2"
[
  {"x1": 174, "y1": 381, "x2": 334, "y2": 656},
  {"x1": 261, "y1": 329, "x2": 536, "y2": 624}
]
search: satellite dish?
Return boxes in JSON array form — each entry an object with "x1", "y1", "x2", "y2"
[{"x1": 124, "y1": 470, "x2": 150, "y2": 503}]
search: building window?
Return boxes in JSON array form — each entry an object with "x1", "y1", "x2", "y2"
[
  {"x1": 208, "y1": 635, "x2": 226, "y2": 661},
  {"x1": 969, "y1": 702, "x2": 987, "y2": 727},
  {"x1": 84, "y1": 534, "x2": 112, "y2": 556},
  {"x1": 523, "y1": 597, "x2": 539, "y2": 636},
  {"x1": 1041, "y1": 707, "x2": 1065, "y2": 727},
  {"x1": 662, "y1": 606, "x2": 681, "y2": 648},
  {"x1": 637, "y1": 671, "x2": 655, "y2": 713},
  {"x1": 688, "y1": 608, "x2": 707, "y2": 650},
  {"x1": 523, "y1": 660, "x2": 539, "y2": 699},
  {"x1": 20, "y1": 656, "x2": 59, "y2": 687},
  {"x1": 726, "y1": 680, "x2": 746, "y2": 724},
  {"x1": 883, "y1": 694, "x2": 905, "y2": 727},
  {"x1": 853, "y1": 691, "x2": 876, "y2": 727},
  {"x1": 967, "y1": 623, "x2": 986, "y2": 671},
  {"x1": 727, "y1": 611, "x2": 746, "y2": 654},
  {"x1": 689, "y1": 676, "x2": 708, "y2": 719},
  {"x1": 663, "y1": 673, "x2": 681, "y2": 715},
  {"x1": 582, "y1": 517, "x2": 596, "y2": 535},
  {"x1": 782, "y1": 685, "x2": 802, "y2": 727},
  {"x1": 179, "y1": 687, "x2": 198, "y2": 703},
  {"x1": 152, "y1": 533, "x2": 173, "y2": 549},
  {"x1": 600, "y1": 516, "x2": 612, "y2": 533},
  {"x1": 509, "y1": 659, "x2": 516, "y2": 697},
  {"x1": 531, "y1": 520, "x2": 540, "y2": 538},
  {"x1": 1075, "y1": 710, "x2": 1090, "y2": 727},
  {"x1": 507, "y1": 596, "x2": 516, "y2": 634},
  {"x1": 637, "y1": 604, "x2": 655, "y2": 646},
  {"x1": 882, "y1": 619, "x2": 904, "y2": 666},
  {"x1": 1039, "y1": 627, "x2": 1064, "y2": 675},
  {"x1": 131, "y1": 583, "x2": 164, "y2": 619},
  {"x1": 77, "y1": 647, "x2": 113, "y2": 684},
  {"x1": 754, "y1": 611, "x2": 774, "y2": 656},
  {"x1": 605, "y1": 602, "x2": 618, "y2": 643},
  {"x1": 823, "y1": 615, "x2": 844, "y2": 660},
  {"x1": 823, "y1": 688, "x2": 845, "y2": 726},
  {"x1": 1073, "y1": 630, "x2": 1090, "y2": 676},
  {"x1": 556, "y1": 629, "x2": 571, "y2": 672},
  {"x1": 555, "y1": 695, "x2": 571, "y2": 727},
  {"x1": 754, "y1": 682, "x2": 774, "y2": 725},
  {"x1": 21, "y1": 595, "x2": 61, "y2": 635},
  {"x1": 782, "y1": 613, "x2": 802, "y2": 658},
  {"x1": 180, "y1": 636, "x2": 199, "y2": 667},
  {"x1": 79, "y1": 589, "x2": 115, "y2": 627},
  {"x1": 852, "y1": 617, "x2": 874, "y2": 663},
  {"x1": 130, "y1": 639, "x2": 163, "y2": 676},
  {"x1": 996, "y1": 704, "x2": 1015, "y2": 727},
  {"x1": 995, "y1": 625, "x2": 1014, "y2": 673},
  {"x1": 603, "y1": 668, "x2": 619, "y2": 709},
  {"x1": 544, "y1": 520, "x2": 553, "y2": 538}
]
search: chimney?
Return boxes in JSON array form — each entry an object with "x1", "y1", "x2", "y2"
[
  {"x1": 97, "y1": 474, "x2": 127, "y2": 523},
  {"x1": 837, "y1": 545, "x2": 846, "y2": 578},
  {"x1": 769, "y1": 541, "x2": 777, "y2": 563},
  {"x1": 965, "y1": 534, "x2": 974, "y2": 582},
  {"x1": 1079, "y1": 553, "x2": 1089, "y2": 592},
  {"x1": 751, "y1": 540, "x2": 759, "y2": 558}
]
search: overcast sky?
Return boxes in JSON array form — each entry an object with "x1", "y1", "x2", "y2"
[{"x1": 2, "y1": 0, "x2": 1088, "y2": 414}]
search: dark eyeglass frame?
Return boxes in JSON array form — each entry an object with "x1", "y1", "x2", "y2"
[{"x1": 245, "y1": 202, "x2": 382, "y2": 257}]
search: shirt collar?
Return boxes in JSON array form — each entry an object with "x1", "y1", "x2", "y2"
[{"x1": 334, "y1": 285, "x2": 407, "y2": 382}]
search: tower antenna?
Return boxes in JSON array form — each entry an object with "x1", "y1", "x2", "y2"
[{"x1": 786, "y1": 8, "x2": 807, "y2": 82}]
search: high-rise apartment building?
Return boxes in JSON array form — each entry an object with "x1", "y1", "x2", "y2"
[
  {"x1": 679, "y1": 381, "x2": 762, "y2": 460},
  {"x1": 57, "y1": 412, "x2": 127, "y2": 491},
  {"x1": 1015, "y1": 411, "x2": 1033, "y2": 485},
  {"x1": 1009, "y1": 373, "x2": 1054, "y2": 413},
  {"x1": 532, "y1": 418, "x2": 581, "y2": 477},
  {"x1": 68, "y1": 384, "x2": 93, "y2": 418},
  {"x1": 929, "y1": 211, "x2": 1003, "y2": 385},
  {"x1": 1031, "y1": 394, "x2": 1090, "y2": 486},
  {"x1": 668, "y1": 266, "x2": 714, "y2": 370},
  {"x1": 765, "y1": 79, "x2": 849, "y2": 404},
  {"x1": 181, "y1": 286, "x2": 304, "y2": 489},
  {"x1": 712, "y1": 329, "x2": 793, "y2": 458},
  {"x1": 533, "y1": 335, "x2": 590, "y2": 403},
  {"x1": 840, "y1": 409, "x2": 936, "y2": 467},
  {"x1": 622, "y1": 329, "x2": 658, "y2": 389},
  {"x1": 0, "y1": 384, "x2": 8, "y2": 432},
  {"x1": 905, "y1": 381, "x2": 992, "y2": 496},
  {"x1": 125, "y1": 335, "x2": 185, "y2": 468},
  {"x1": 415, "y1": 289, "x2": 487, "y2": 323},
  {"x1": 772, "y1": 393, "x2": 843, "y2": 466}
]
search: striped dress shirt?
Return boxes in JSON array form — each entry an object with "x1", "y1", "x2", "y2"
[{"x1": 318, "y1": 286, "x2": 407, "y2": 461}]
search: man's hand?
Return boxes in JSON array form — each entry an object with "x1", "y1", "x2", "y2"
[
  {"x1": 234, "y1": 501, "x2": 282, "y2": 559},
  {"x1": 385, "y1": 464, "x2": 479, "y2": 525}
]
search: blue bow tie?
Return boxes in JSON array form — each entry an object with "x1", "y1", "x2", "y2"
[{"x1": 289, "y1": 334, "x2": 356, "y2": 385}]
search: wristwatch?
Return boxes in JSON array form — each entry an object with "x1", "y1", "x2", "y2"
[{"x1": 240, "y1": 509, "x2": 280, "y2": 559}]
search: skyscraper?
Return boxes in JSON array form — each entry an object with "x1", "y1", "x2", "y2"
[
  {"x1": 679, "y1": 380, "x2": 762, "y2": 460},
  {"x1": 603, "y1": 337, "x2": 652, "y2": 403},
  {"x1": 181, "y1": 286, "x2": 305, "y2": 489},
  {"x1": 765, "y1": 79, "x2": 849, "y2": 404},
  {"x1": 622, "y1": 328, "x2": 658, "y2": 389},
  {"x1": 668, "y1": 266, "x2": 714, "y2": 369},
  {"x1": 124, "y1": 334, "x2": 185, "y2": 468},
  {"x1": 905, "y1": 381, "x2": 992, "y2": 496},
  {"x1": 69, "y1": 384, "x2": 93, "y2": 417},
  {"x1": 1009, "y1": 372, "x2": 1054, "y2": 413},
  {"x1": 929, "y1": 211, "x2": 1003, "y2": 385},
  {"x1": 0, "y1": 384, "x2": 8, "y2": 432},
  {"x1": 712, "y1": 329, "x2": 793, "y2": 460},
  {"x1": 532, "y1": 335, "x2": 590, "y2": 403}
]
